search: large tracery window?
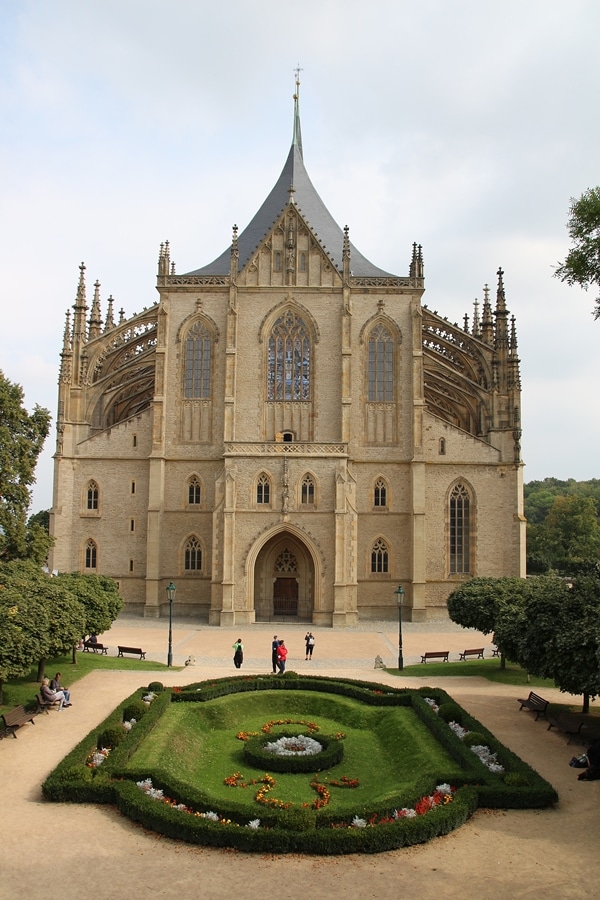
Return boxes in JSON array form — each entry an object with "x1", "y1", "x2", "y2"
[
  {"x1": 184, "y1": 322, "x2": 212, "y2": 399},
  {"x1": 267, "y1": 310, "x2": 311, "y2": 401},
  {"x1": 368, "y1": 323, "x2": 394, "y2": 402},
  {"x1": 449, "y1": 483, "x2": 471, "y2": 574},
  {"x1": 371, "y1": 538, "x2": 389, "y2": 574}
]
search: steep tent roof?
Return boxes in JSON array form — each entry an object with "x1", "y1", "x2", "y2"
[{"x1": 185, "y1": 85, "x2": 394, "y2": 278}]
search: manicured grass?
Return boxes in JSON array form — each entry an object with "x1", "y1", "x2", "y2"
[
  {"x1": 0, "y1": 652, "x2": 171, "y2": 714},
  {"x1": 392, "y1": 658, "x2": 556, "y2": 687},
  {"x1": 126, "y1": 690, "x2": 462, "y2": 811}
]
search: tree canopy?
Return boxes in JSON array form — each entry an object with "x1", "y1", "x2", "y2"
[
  {"x1": 554, "y1": 186, "x2": 600, "y2": 319},
  {"x1": 525, "y1": 478, "x2": 600, "y2": 575},
  {"x1": 0, "y1": 370, "x2": 51, "y2": 562}
]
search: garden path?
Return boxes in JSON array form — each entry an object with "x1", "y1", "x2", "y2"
[{"x1": 0, "y1": 617, "x2": 597, "y2": 899}]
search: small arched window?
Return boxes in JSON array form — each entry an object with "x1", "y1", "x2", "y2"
[
  {"x1": 374, "y1": 478, "x2": 387, "y2": 508},
  {"x1": 188, "y1": 477, "x2": 201, "y2": 505},
  {"x1": 449, "y1": 483, "x2": 471, "y2": 574},
  {"x1": 300, "y1": 252, "x2": 306, "y2": 272},
  {"x1": 257, "y1": 473, "x2": 271, "y2": 505},
  {"x1": 85, "y1": 539, "x2": 97, "y2": 570},
  {"x1": 301, "y1": 475, "x2": 315, "y2": 505},
  {"x1": 439, "y1": 437, "x2": 446, "y2": 455},
  {"x1": 371, "y1": 538, "x2": 389, "y2": 574},
  {"x1": 86, "y1": 481, "x2": 99, "y2": 511},
  {"x1": 184, "y1": 537, "x2": 202, "y2": 571},
  {"x1": 275, "y1": 252, "x2": 282, "y2": 272}
]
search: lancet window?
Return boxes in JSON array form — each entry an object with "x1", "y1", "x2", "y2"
[
  {"x1": 371, "y1": 538, "x2": 389, "y2": 574},
  {"x1": 449, "y1": 483, "x2": 471, "y2": 574},
  {"x1": 267, "y1": 311, "x2": 311, "y2": 401},
  {"x1": 368, "y1": 323, "x2": 394, "y2": 402},
  {"x1": 184, "y1": 537, "x2": 202, "y2": 571},
  {"x1": 184, "y1": 321, "x2": 212, "y2": 399}
]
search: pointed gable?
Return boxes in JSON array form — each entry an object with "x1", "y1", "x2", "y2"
[{"x1": 184, "y1": 88, "x2": 393, "y2": 279}]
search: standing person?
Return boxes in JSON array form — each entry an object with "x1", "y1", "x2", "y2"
[
  {"x1": 232, "y1": 638, "x2": 244, "y2": 669},
  {"x1": 305, "y1": 632, "x2": 315, "y2": 660},
  {"x1": 271, "y1": 635, "x2": 279, "y2": 674},
  {"x1": 50, "y1": 672, "x2": 71, "y2": 704},
  {"x1": 276, "y1": 639, "x2": 288, "y2": 674}
]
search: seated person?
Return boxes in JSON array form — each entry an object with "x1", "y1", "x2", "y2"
[
  {"x1": 578, "y1": 736, "x2": 600, "y2": 781},
  {"x1": 50, "y1": 672, "x2": 71, "y2": 705},
  {"x1": 40, "y1": 676, "x2": 70, "y2": 710}
]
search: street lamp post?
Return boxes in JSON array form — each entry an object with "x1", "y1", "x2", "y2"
[
  {"x1": 395, "y1": 584, "x2": 405, "y2": 671},
  {"x1": 166, "y1": 581, "x2": 176, "y2": 667}
]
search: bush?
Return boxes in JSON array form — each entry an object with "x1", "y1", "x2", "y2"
[
  {"x1": 243, "y1": 732, "x2": 344, "y2": 774},
  {"x1": 462, "y1": 732, "x2": 487, "y2": 748},
  {"x1": 122, "y1": 699, "x2": 148, "y2": 722},
  {"x1": 438, "y1": 702, "x2": 463, "y2": 724},
  {"x1": 97, "y1": 725, "x2": 127, "y2": 750},
  {"x1": 147, "y1": 682, "x2": 164, "y2": 693}
]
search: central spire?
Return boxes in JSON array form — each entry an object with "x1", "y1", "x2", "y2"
[{"x1": 293, "y1": 65, "x2": 303, "y2": 158}]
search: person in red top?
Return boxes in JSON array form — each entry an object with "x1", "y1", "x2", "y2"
[{"x1": 276, "y1": 639, "x2": 288, "y2": 674}]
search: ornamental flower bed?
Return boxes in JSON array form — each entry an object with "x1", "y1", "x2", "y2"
[{"x1": 42, "y1": 676, "x2": 558, "y2": 854}]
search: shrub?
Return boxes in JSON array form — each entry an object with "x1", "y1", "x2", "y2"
[
  {"x1": 243, "y1": 732, "x2": 344, "y2": 774},
  {"x1": 462, "y1": 732, "x2": 487, "y2": 747},
  {"x1": 437, "y1": 702, "x2": 463, "y2": 724},
  {"x1": 147, "y1": 681, "x2": 164, "y2": 693},
  {"x1": 97, "y1": 725, "x2": 127, "y2": 750},
  {"x1": 122, "y1": 700, "x2": 148, "y2": 722}
]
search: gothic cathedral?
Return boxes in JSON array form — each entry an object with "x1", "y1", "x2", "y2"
[{"x1": 49, "y1": 84, "x2": 525, "y2": 626}]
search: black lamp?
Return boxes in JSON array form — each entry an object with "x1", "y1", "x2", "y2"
[
  {"x1": 166, "y1": 581, "x2": 176, "y2": 667},
  {"x1": 395, "y1": 584, "x2": 405, "y2": 671}
]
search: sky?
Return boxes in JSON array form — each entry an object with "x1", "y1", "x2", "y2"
[{"x1": 1, "y1": 0, "x2": 599, "y2": 513}]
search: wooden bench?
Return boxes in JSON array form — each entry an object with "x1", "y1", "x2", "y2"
[
  {"x1": 1, "y1": 704, "x2": 37, "y2": 738},
  {"x1": 517, "y1": 691, "x2": 549, "y2": 720},
  {"x1": 83, "y1": 640, "x2": 108, "y2": 654},
  {"x1": 420, "y1": 650, "x2": 450, "y2": 663},
  {"x1": 117, "y1": 645, "x2": 146, "y2": 660},
  {"x1": 36, "y1": 692, "x2": 60, "y2": 714},
  {"x1": 547, "y1": 712, "x2": 585, "y2": 744},
  {"x1": 491, "y1": 646, "x2": 500, "y2": 657},
  {"x1": 459, "y1": 648, "x2": 485, "y2": 660}
]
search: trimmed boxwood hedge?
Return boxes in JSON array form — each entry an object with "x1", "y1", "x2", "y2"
[
  {"x1": 42, "y1": 674, "x2": 558, "y2": 853},
  {"x1": 243, "y1": 731, "x2": 344, "y2": 773}
]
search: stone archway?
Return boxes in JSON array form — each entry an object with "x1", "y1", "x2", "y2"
[{"x1": 252, "y1": 531, "x2": 315, "y2": 621}]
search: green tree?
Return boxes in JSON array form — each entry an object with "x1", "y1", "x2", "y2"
[
  {"x1": 0, "y1": 371, "x2": 51, "y2": 562},
  {"x1": 555, "y1": 187, "x2": 600, "y2": 319},
  {"x1": 515, "y1": 575, "x2": 600, "y2": 713},
  {"x1": 544, "y1": 495, "x2": 600, "y2": 573},
  {"x1": 54, "y1": 572, "x2": 123, "y2": 642}
]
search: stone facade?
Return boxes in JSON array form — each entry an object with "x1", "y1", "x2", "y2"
[{"x1": 49, "y1": 85, "x2": 525, "y2": 626}]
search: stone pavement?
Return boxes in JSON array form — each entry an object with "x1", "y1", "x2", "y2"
[{"x1": 1, "y1": 616, "x2": 598, "y2": 900}]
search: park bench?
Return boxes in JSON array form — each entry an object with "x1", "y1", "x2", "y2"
[
  {"x1": 1, "y1": 704, "x2": 37, "y2": 738},
  {"x1": 458, "y1": 648, "x2": 485, "y2": 660},
  {"x1": 517, "y1": 691, "x2": 549, "y2": 720},
  {"x1": 420, "y1": 650, "x2": 450, "y2": 663},
  {"x1": 491, "y1": 646, "x2": 500, "y2": 657},
  {"x1": 117, "y1": 645, "x2": 146, "y2": 660},
  {"x1": 36, "y1": 692, "x2": 60, "y2": 714},
  {"x1": 547, "y1": 712, "x2": 585, "y2": 744},
  {"x1": 83, "y1": 640, "x2": 108, "y2": 654}
]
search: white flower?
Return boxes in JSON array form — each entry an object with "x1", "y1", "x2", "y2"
[
  {"x1": 263, "y1": 734, "x2": 322, "y2": 756},
  {"x1": 424, "y1": 697, "x2": 439, "y2": 712},
  {"x1": 448, "y1": 721, "x2": 469, "y2": 740},
  {"x1": 204, "y1": 811, "x2": 219, "y2": 821},
  {"x1": 351, "y1": 816, "x2": 367, "y2": 828},
  {"x1": 136, "y1": 778, "x2": 153, "y2": 791},
  {"x1": 246, "y1": 819, "x2": 261, "y2": 829},
  {"x1": 393, "y1": 808, "x2": 416, "y2": 818},
  {"x1": 436, "y1": 783, "x2": 452, "y2": 795}
]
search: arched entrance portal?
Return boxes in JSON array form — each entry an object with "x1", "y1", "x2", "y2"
[{"x1": 253, "y1": 532, "x2": 315, "y2": 621}]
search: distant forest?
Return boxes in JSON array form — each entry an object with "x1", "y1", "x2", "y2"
[{"x1": 524, "y1": 478, "x2": 600, "y2": 574}]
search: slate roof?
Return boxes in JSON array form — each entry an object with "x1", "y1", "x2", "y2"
[{"x1": 184, "y1": 96, "x2": 394, "y2": 278}]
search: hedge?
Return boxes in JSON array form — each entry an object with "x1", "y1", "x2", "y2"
[{"x1": 42, "y1": 674, "x2": 558, "y2": 852}]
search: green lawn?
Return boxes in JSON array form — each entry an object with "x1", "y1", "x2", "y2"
[
  {"x1": 392, "y1": 658, "x2": 557, "y2": 686},
  {"x1": 0, "y1": 652, "x2": 171, "y2": 714},
  {"x1": 126, "y1": 690, "x2": 463, "y2": 811}
]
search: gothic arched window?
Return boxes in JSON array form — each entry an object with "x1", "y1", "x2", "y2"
[
  {"x1": 301, "y1": 474, "x2": 315, "y2": 505},
  {"x1": 449, "y1": 483, "x2": 471, "y2": 574},
  {"x1": 371, "y1": 538, "x2": 389, "y2": 574},
  {"x1": 267, "y1": 311, "x2": 311, "y2": 401},
  {"x1": 188, "y1": 476, "x2": 201, "y2": 505},
  {"x1": 184, "y1": 537, "x2": 202, "y2": 571},
  {"x1": 257, "y1": 473, "x2": 271, "y2": 505},
  {"x1": 368, "y1": 323, "x2": 394, "y2": 402},
  {"x1": 374, "y1": 478, "x2": 387, "y2": 508},
  {"x1": 86, "y1": 480, "x2": 99, "y2": 511},
  {"x1": 184, "y1": 321, "x2": 212, "y2": 399},
  {"x1": 85, "y1": 539, "x2": 97, "y2": 570}
]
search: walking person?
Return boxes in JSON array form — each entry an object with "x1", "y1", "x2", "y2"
[
  {"x1": 276, "y1": 639, "x2": 288, "y2": 674},
  {"x1": 271, "y1": 635, "x2": 279, "y2": 673},
  {"x1": 232, "y1": 638, "x2": 244, "y2": 669},
  {"x1": 305, "y1": 632, "x2": 315, "y2": 660}
]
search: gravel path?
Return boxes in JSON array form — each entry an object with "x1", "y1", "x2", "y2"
[{"x1": 1, "y1": 617, "x2": 598, "y2": 899}]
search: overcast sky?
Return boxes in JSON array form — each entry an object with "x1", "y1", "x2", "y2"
[{"x1": 2, "y1": 0, "x2": 599, "y2": 512}]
